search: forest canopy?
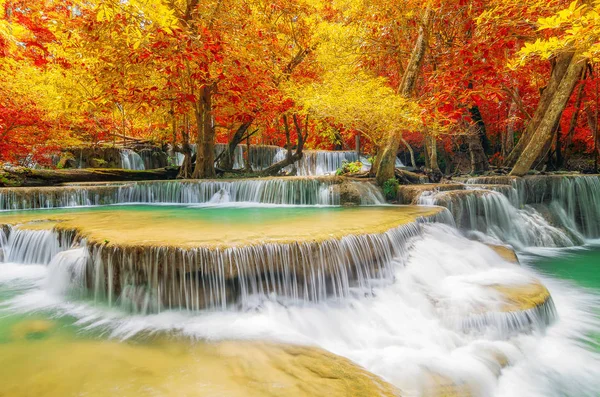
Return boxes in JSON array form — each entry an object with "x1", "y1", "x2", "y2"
[{"x1": 1, "y1": 0, "x2": 599, "y2": 181}]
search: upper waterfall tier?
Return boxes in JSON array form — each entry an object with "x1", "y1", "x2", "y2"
[{"x1": 0, "y1": 177, "x2": 385, "y2": 210}]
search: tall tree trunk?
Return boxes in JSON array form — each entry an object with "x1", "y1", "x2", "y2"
[
  {"x1": 376, "y1": 6, "x2": 431, "y2": 185},
  {"x1": 467, "y1": 106, "x2": 490, "y2": 173},
  {"x1": 511, "y1": 53, "x2": 586, "y2": 176},
  {"x1": 426, "y1": 134, "x2": 442, "y2": 182},
  {"x1": 504, "y1": 99, "x2": 517, "y2": 157},
  {"x1": 505, "y1": 53, "x2": 574, "y2": 166},
  {"x1": 469, "y1": 105, "x2": 491, "y2": 155},
  {"x1": 564, "y1": 69, "x2": 587, "y2": 164},
  {"x1": 192, "y1": 85, "x2": 215, "y2": 179}
]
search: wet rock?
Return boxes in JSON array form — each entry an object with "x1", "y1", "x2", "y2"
[
  {"x1": 0, "y1": 339, "x2": 401, "y2": 397},
  {"x1": 337, "y1": 180, "x2": 362, "y2": 206},
  {"x1": 485, "y1": 244, "x2": 519, "y2": 264}
]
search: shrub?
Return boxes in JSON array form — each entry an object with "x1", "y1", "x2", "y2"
[
  {"x1": 382, "y1": 178, "x2": 399, "y2": 201},
  {"x1": 336, "y1": 160, "x2": 363, "y2": 175}
]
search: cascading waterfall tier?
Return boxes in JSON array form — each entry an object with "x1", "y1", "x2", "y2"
[
  {"x1": 0, "y1": 205, "x2": 442, "y2": 312},
  {"x1": 398, "y1": 174, "x2": 600, "y2": 247},
  {"x1": 419, "y1": 189, "x2": 575, "y2": 248},
  {"x1": 0, "y1": 177, "x2": 385, "y2": 210},
  {"x1": 467, "y1": 174, "x2": 600, "y2": 239}
]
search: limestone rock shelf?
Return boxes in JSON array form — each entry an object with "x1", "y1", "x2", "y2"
[{"x1": 0, "y1": 205, "x2": 441, "y2": 248}]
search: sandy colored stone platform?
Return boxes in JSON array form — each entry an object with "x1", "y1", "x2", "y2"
[{"x1": 0, "y1": 205, "x2": 442, "y2": 248}]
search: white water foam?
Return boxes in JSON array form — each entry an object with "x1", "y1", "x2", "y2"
[{"x1": 1, "y1": 224, "x2": 598, "y2": 396}]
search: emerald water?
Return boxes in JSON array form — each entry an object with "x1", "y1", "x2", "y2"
[{"x1": 524, "y1": 244, "x2": 600, "y2": 290}]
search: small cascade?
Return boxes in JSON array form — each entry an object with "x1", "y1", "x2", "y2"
[
  {"x1": 2, "y1": 226, "x2": 64, "y2": 264},
  {"x1": 119, "y1": 149, "x2": 145, "y2": 170},
  {"x1": 292, "y1": 151, "x2": 360, "y2": 176},
  {"x1": 0, "y1": 227, "x2": 6, "y2": 262},
  {"x1": 418, "y1": 189, "x2": 576, "y2": 248},
  {"x1": 460, "y1": 295, "x2": 557, "y2": 335},
  {"x1": 214, "y1": 143, "x2": 245, "y2": 169},
  {"x1": 117, "y1": 178, "x2": 340, "y2": 205},
  {"x1": 350, "y1": 181, "x2": 386, "y2": 205},
  {"x1": 45, "y1": 247, "x2": 88, "y2": 296},
  {"x1": 247, "y1": 145, "x2": 282, "y2": 170}
]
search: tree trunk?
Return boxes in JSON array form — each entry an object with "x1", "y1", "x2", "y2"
[
  {"x1": 426, "y1": 134, "x2": 442, "y2": 182},
  {"x1": 469, "y1": 105, "x2": 491, "y2": 155},
  {"x1": 504, "y1": 98, "x2": 517, "y2": 157},
  {"x1": 511, "y1": 53, "x2": 586, "y2": 176},
  {"x1": 192, "y1": 85, "x2": 215, "y2": 179},
  {"x1": 555, "y1": 124, "x2": 563, "y2": 168},
  {"x1": 259, "y1": 114, "x2": 308, "y2": 176},
  {"x1": 401, "y1": 138, "x2": 417, "y2": 169},
  {"x1": 564, "y1": 71, "x2": 587, "y2": 163},
  {"x1": 505, "y1": 53, "x2": 574, "y2": 167},
  {"x1": 217, "y1": 122, "x2": 252, "y2": 171},
  {"x1": 467, "y1": 106, "x2": 490, "y2": 174},
  {"x1": 375, "y1": 6, "x2": 431, "y2": 185}
]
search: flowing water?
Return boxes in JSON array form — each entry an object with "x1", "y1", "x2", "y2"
[
  {"x1": 0, "y1": 176, "x2": 599, "y2": 396},
  {"x1": 119, "y1": 149, "x2": 146, "y2": 170},
  {"x1": 0, "y1": 178, "x2": 385, "y2": 210}
]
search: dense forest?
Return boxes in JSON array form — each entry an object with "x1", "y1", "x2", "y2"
[{"x1": 1, "y1": 0, "x2": 599, "y2": 184}]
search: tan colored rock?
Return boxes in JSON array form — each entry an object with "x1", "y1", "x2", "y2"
[
  {"x1": 486, "y1": 244, "x2": 519, "y2": 264},
  {"x1": 492, "y1": 280, "x2": 551, "y2": 313},
  {"x1": 0, "y1": 337, "x2": 400, "y2": 397},
  {"x1": 396, "y1": 184, "x2": 465, "y2": 204}
]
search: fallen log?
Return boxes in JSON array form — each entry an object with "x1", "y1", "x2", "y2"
[{"x1": 0, "y1": 167, "x2": 179, "y2": 187}]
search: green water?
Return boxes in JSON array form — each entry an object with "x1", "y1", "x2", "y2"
[{"x1": 525, "y1": 245, "x2": 600, "y2": 290}]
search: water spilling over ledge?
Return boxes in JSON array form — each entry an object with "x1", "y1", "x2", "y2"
[
  {"x1": 0, "y1": 176, "x2": 385, "y2": 210},
  {"x1": 398, "y1": 174, "x2": 600, "y2": 247},
  {"x1": 0, "y1": 205, "x2": 442, "y2": 312}
]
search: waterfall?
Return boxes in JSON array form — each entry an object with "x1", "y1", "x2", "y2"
[
  {"x1": 214, "y1": 143, "x2": 245, "y2": 169},
  {"x1": 119, "y1": 149, "x2": 145, "y2": 170},
  {"x1": 2, "y1": 226, "x2": 63, "y2": 264},
  {"x1": 116, "y1": 178, "x2": 348, "y2": 205},
  {"x1": 0, "y1": 178, "x2": 384, "y2": 210},
  {"x1": 0, "y1": 185, "x2": 122, "y2": 211},
  {"x1": 417, "y1": 189, "x2": 576, "y2": 248},
  {"x1": 45, "y1": 247, "x2": 88, "y2": 296},
  {"x1": 0, "y1": 219, "x2": 430, "y2": 312},
  {"x1": 466, "y1": 175, "x2": 600, "y2": 240},
  {"x1": 291, "y1": 151, "x2": 360, "y2": 176}
]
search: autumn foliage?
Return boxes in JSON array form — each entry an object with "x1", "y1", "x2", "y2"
[{"x1": 0, "y1": 0, "x2": 599, "y2": 175}]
